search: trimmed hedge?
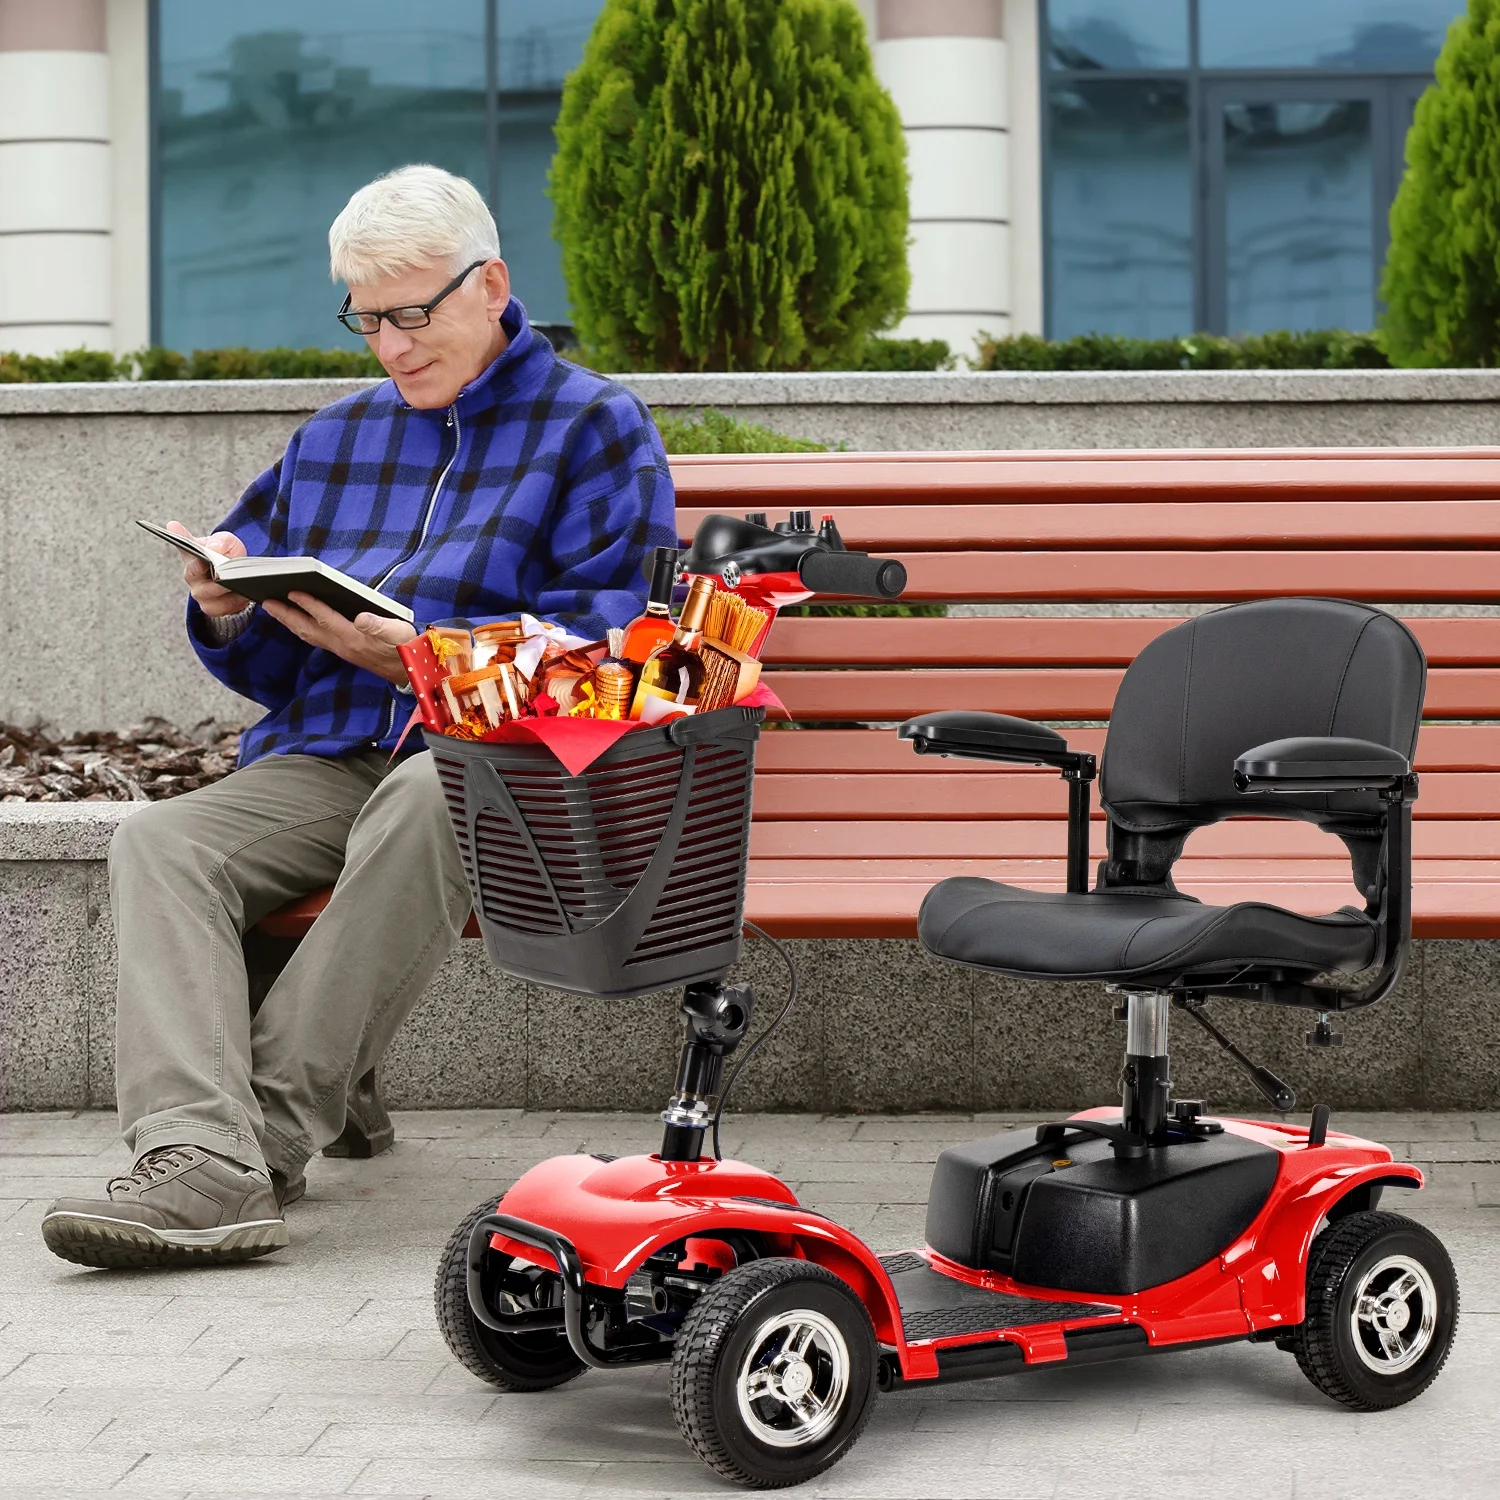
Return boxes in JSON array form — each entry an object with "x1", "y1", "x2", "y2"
[
  {"x1": 655, "y1": 407, "x2": 829, "y2": 454},
  {"x1": 0, "y1": 346, "x2": 384, "y2": 383},
  {"x1": 972, "y1": 330, "x2": 1390, "y2": 372}
]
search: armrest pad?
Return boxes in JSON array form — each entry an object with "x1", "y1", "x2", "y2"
[
  {"x1": 900, "y1": 710, "x2": 1076, "y2": 767},
  {"x1": 1234, "y1": 736, "x2": 1411, "y2": 792}
]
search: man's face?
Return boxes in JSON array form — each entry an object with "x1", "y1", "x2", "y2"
[{"x1": 346, "y1": 257, "x2": 512, "y2": 410}]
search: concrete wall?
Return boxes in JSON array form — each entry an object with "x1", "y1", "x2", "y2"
[
  {"x1": 4, "y1": 805, "x2": 1498, "y2": 1116},
  {"x1": 5, "y1": 369, "x2": 1500, "y2": 732}
]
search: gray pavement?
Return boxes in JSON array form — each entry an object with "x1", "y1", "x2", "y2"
[{"x1": 0, "y1": 1108, "x2": 1496, "y2": 1500}]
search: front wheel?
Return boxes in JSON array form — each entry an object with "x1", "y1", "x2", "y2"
[
  {"x1": 433, "y1": 1199, "x2": 587, "y2": 1393},
  {"x1": 670, "y1": 1258, "x2": 879, "y2": 1489},
  {"x1": 1291, "y1": 1210, "x2": 1458, "y2": 1410}
]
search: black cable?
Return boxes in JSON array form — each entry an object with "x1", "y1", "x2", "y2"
[{"x1": 711, "y1": 920, "x2": 798, "y2": 1161}]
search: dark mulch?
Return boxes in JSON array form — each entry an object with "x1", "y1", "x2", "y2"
[{"x1": 0, "y1": 719, "x2": 241, "y2": 802}]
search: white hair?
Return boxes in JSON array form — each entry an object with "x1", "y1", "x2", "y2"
[{"x1": 328, "y1": 165, "x2": 500, "y2": 284}]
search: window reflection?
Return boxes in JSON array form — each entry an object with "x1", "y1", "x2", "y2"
[
  {"x1": 1223, "y1": 100, "x2": 1373, "y2": 333},
  {"x1": 1200, "y1": 0, "x2": 1459, "y2": 71},
  {"x1": 1047, "y1": 0, "x2": 1188, "y2": 71},
  {"x1": 156, "y1": 0, "x2": 606, "y2": 351},
  {"x1": 1047, "y1": 79, "x2": 1192, "y2": 338}
]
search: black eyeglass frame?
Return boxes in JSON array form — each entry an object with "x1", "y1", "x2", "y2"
[{"x1": 336, "y1": 259, "x2": 490, "y2": 335}]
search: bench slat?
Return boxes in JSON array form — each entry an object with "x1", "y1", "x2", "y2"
[
  {"x1": 749, "y1": 820, "x2": 1500, "y2": 860},
  {"x1": 741, "y1": 865, "x2": 1500, "y2": 939},
  {"x1": 679, "y1": 500, "x2": 1500, "y2": 550},
  {"x1": 763, "y1": 668, "x2": 1500, "y2": 720},
  {"x1": 670, "y1": 450, "x2": 1500, "y2": 504},
  {"x1": 753, "y1": 725, "x2": 1500, "y2": 773},
  {"x1": 750, "y1": 769, "x2": 1500, "y2": 820},
  {"x1": 763, "y1": 616, "x2": 1500, "y2": 667}
]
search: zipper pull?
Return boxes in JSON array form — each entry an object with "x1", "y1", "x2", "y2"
[{"x1": 445, "y1": 409, "x2": 454, "y2": 427}]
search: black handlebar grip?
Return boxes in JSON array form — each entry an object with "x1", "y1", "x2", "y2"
[{"x1": 798, "y1": 549, "x2": 907, "y2": 599}]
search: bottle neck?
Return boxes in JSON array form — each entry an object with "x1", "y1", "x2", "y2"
[
  {"x1": 672, "y1": 625, "x2": 703, "y2": 650},
  {"x1": 642, "y1": 600, "x2": 672, "y2": 619}
]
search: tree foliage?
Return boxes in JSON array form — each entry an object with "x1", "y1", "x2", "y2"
[
  {"x1": 1381, "y1": 1, "x2": 1500, "y2": 366},
  {"x1": 551, "y1": 0, "x2": 909, "y2": 372}
]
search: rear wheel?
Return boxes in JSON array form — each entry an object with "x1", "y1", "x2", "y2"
[
  {"x1": 434, "y1": 1199, "x2": 586, "y2": 1393},
  {"x1": 670, "y1": 1258, "x2": 878, "y2": 1488},
  {"x1": 1291, "y1": 1210, "x2": 1457, "y2": 1410}
]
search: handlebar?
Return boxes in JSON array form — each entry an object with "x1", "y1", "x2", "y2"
[{"x1": 797, "y1": 549, "x2": 907, "y2": 599}]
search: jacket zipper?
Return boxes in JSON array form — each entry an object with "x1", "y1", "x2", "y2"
[{"x1": 374, "y1": 402, "x2": 461, "y2": 745}]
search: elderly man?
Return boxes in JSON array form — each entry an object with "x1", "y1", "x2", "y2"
[{"x1": 42, "y1": 165, "x2": 677, "y2": 1269}]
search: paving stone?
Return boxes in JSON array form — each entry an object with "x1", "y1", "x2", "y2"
[{"x1": 112, "y1": 1454, "x2": 370, "y2": 1493}]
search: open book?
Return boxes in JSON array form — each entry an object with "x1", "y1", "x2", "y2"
[{"x1": 136, "y1": 520, "x2": 414, "y2": 624}]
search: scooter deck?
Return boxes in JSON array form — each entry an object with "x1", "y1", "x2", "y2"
[{"x1": 878, "y1": 1252, "x2": 1119, "y2": 1341}]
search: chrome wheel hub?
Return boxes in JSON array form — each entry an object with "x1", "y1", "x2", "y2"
[
  {"x1": 736, "y1": 1309, "x2": 850, "y2": 1449},
  {"x1": 1351, "y1": 1254, "x2": 1437, "y2": 1375}
]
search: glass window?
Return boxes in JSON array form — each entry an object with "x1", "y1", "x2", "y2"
[
  {"x1": 155, "y1": 0, "x2": 608, "y2": 350},
  {"x1": 157, "y1": 1, "x2": 487, "y2": 352},
  {"x1": 1221, "y1": 99, "x2": 1373, "y2": 333},
  {"x1": 1047, "y1": 79, "x2": 1192, "y2": 338},
  {"x1": 1200, "y1": 0, "x2": 1461, "y2": 72},
  {"x1": 1047, "y1": 0, "x2": 1189, "y2": 71}
]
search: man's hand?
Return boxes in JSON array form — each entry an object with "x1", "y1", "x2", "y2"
[
  {"x1": 262, "y1": 592, "x2": 417, "y2": 686},
  {"x1": 168, "y1": 520, "x2": 251, "y2": 616}
]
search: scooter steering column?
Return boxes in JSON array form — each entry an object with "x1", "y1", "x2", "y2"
[{"x1": 660, "y1": 980, "x2": 756, "y2": 1161}]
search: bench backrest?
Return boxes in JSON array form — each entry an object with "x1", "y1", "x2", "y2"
[{"x1": 670, "y1": 448, "x2": 1500, "y2": 937}]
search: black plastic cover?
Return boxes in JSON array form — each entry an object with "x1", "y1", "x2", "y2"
[{"x1": 927, "y1": 1127, "x2": 1280, "y2": 1295}]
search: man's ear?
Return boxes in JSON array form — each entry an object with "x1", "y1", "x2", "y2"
[{"x1": 483, "y1": 258, "x2": 511, "y2": 318}]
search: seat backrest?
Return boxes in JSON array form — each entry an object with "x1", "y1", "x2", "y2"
[{"x1": 1098, "y1": 599, "x2": 1426, "y2": 889}]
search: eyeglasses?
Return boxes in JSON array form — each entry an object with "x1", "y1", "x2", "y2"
[{"x1": 336, "y1": 259, "x2": 488, "y2": 335}]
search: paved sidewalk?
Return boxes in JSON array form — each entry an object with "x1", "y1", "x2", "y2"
[{"x1": 1, "y1": 1109, "x2": 1496, "y2": 1500}]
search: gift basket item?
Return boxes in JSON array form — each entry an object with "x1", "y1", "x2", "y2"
[{"x1": 429, "y1": 706, "x2": 763, "y2": 999}]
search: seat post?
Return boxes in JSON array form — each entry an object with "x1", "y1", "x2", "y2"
[{"x1": 1121, "y1": 990, "x2": 1171, "y2": 1143}]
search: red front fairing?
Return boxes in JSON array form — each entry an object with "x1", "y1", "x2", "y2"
[{"x1": 488, "y1": 1112, "x2": 1422, "y2": 1384}]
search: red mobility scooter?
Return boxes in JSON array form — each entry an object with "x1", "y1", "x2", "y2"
[{"x1": 430, "y1": 517, "x2": 1458, "y2": 1489}]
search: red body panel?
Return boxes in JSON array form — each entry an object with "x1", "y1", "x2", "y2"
[{"x1": 489, "y1": 1110, "x2": 1422, "y2": 1383}]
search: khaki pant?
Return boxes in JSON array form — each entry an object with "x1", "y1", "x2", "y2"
[{"x1": 108, "y1": 749, "x2": 471, "y2": 1177}]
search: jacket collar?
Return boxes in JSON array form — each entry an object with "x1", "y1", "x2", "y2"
[{"x1": 394, "y1": 297, "x2": 550, "y2": 420}]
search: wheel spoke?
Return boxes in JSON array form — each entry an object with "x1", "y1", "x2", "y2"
[
  {"x1": 1388, "y1": 1271, "x2": 1421, "y2": 1303},
  {"x1": 790, "y1": 1392, "x2": 824, "y2": 1427},
  {"x1": 1376, "y1": 1323, "x2": 1406, "y2": 1363},
  {"x1": 744, "y1": 1369, "x2": 775, "y2": 1403},
  {"x1": 787, "y1": 1323, "x2": 817, "y2": 1360}
]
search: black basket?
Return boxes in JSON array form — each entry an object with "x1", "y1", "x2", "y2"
[{"x1": 428, "y1": 706, "x2": 763, "y2": 999}]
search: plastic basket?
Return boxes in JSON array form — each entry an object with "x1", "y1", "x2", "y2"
[{"x1": 428, "y1": 706, "x2": 764, "y2": 999}]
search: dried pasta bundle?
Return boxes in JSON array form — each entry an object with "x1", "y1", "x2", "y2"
[{"x1": 704, "y1": 590, "x2": 770, "y2": 656}]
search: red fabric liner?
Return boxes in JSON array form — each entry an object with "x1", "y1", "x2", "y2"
[{"x1": 401, "y1": 681, "x2": 788, "y2": 777}]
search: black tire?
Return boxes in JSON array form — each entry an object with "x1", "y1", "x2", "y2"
[
  {"x1": 670, "y1": 1258, "x2": 879, "y2": 1489},
  {"x1": 1291, "y1": 1210, "x2": 1458, "y2": 1411},
  {"x1": 433, "y1": 1199, "x2": 586, "y2": 1393}
]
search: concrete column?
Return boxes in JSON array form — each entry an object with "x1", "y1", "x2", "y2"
[
  {"x1": 0, "y1": 0, "x2": 113, "y2": 356},
  {"x1": 1004, "y1": 0, "x2": 1043, "y2": 335},
  {"x1": 876, "y1": 0, "x2": 1008, "y2": 362}
]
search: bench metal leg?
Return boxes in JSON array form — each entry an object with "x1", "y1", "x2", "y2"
[{"x1": 242, "y1": 927, "x2": 397, "y2": 1159}]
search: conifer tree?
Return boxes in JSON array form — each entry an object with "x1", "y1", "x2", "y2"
[
  {"x1": 550, "y1": 0, "x2": 909, "y2": 372},
  {"x1": 1382, "y1": 1, "x2": 1500, "y2": 365}
]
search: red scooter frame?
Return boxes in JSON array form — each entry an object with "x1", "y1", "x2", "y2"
[{"x1": 476, "y1": 1105, "x2": 1421, "y2": 1387}]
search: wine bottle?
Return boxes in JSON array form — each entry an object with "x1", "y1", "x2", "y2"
[
  {"x1": 630, "y1": 575, "x2": 715, "y2": 724},
  {"x1": 622, "y1": 547, "x2": 680, "y2": 665}
]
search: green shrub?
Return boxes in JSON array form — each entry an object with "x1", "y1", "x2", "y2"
[
  {"x1": 0, "y1": 347, "x2": 123, "y2": 383},
  {"x1": 655, "y1": 407, "x2": 828, "y2": 453},
  {"x1": 551, "y1": 0, "x2": 909, "y2": 373},
  {"x1": 1382, "y1": 2, "x2": 1498, "y2": 365},
  {"x1": 856, "y1": 336, "x2": 954, "y2": 372},
  {"x1": 971, "y1": 330, "x2": 1389, "y2": 372}
]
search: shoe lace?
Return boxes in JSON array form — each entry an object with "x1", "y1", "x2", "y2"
[{"x1": 108, "y1": 1146, "x2": 196, "y2": 1193}]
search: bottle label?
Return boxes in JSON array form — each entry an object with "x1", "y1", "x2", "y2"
[{"x1": 636, "y1": 686, "x2": 699, "y2": 725}]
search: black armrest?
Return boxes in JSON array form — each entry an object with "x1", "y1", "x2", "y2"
[
  {"x1": 1233, "y1": 736, "x2": 1413, "y2": 794},
  {"x1": 900, "y1": 711, "x2": 1083, "y2": 771},
  {"x1": 900, "y1": 711, "x2": 1097, "y2": 894}
]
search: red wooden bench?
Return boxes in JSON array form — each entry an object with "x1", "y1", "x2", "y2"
[{"x1": 258, "y1": 446, "x2": 1500, "y2": 948}]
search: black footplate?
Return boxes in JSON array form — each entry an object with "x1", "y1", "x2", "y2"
[{"x1": 878, "y1": 1252, "x2": 1119, "y2": 1341}]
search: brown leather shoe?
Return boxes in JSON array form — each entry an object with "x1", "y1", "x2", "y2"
[{"x1": 41, "y1": 1146, "x2": 288, "y2": 1269}]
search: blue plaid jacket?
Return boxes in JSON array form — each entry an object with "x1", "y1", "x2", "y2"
[{"x1": 191, "y1": 300, "x2": 677, "y2": 766}]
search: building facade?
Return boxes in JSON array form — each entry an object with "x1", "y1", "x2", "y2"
[{"x1": 0, "y1": 0, "x2": 1465, "y2": 362}]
